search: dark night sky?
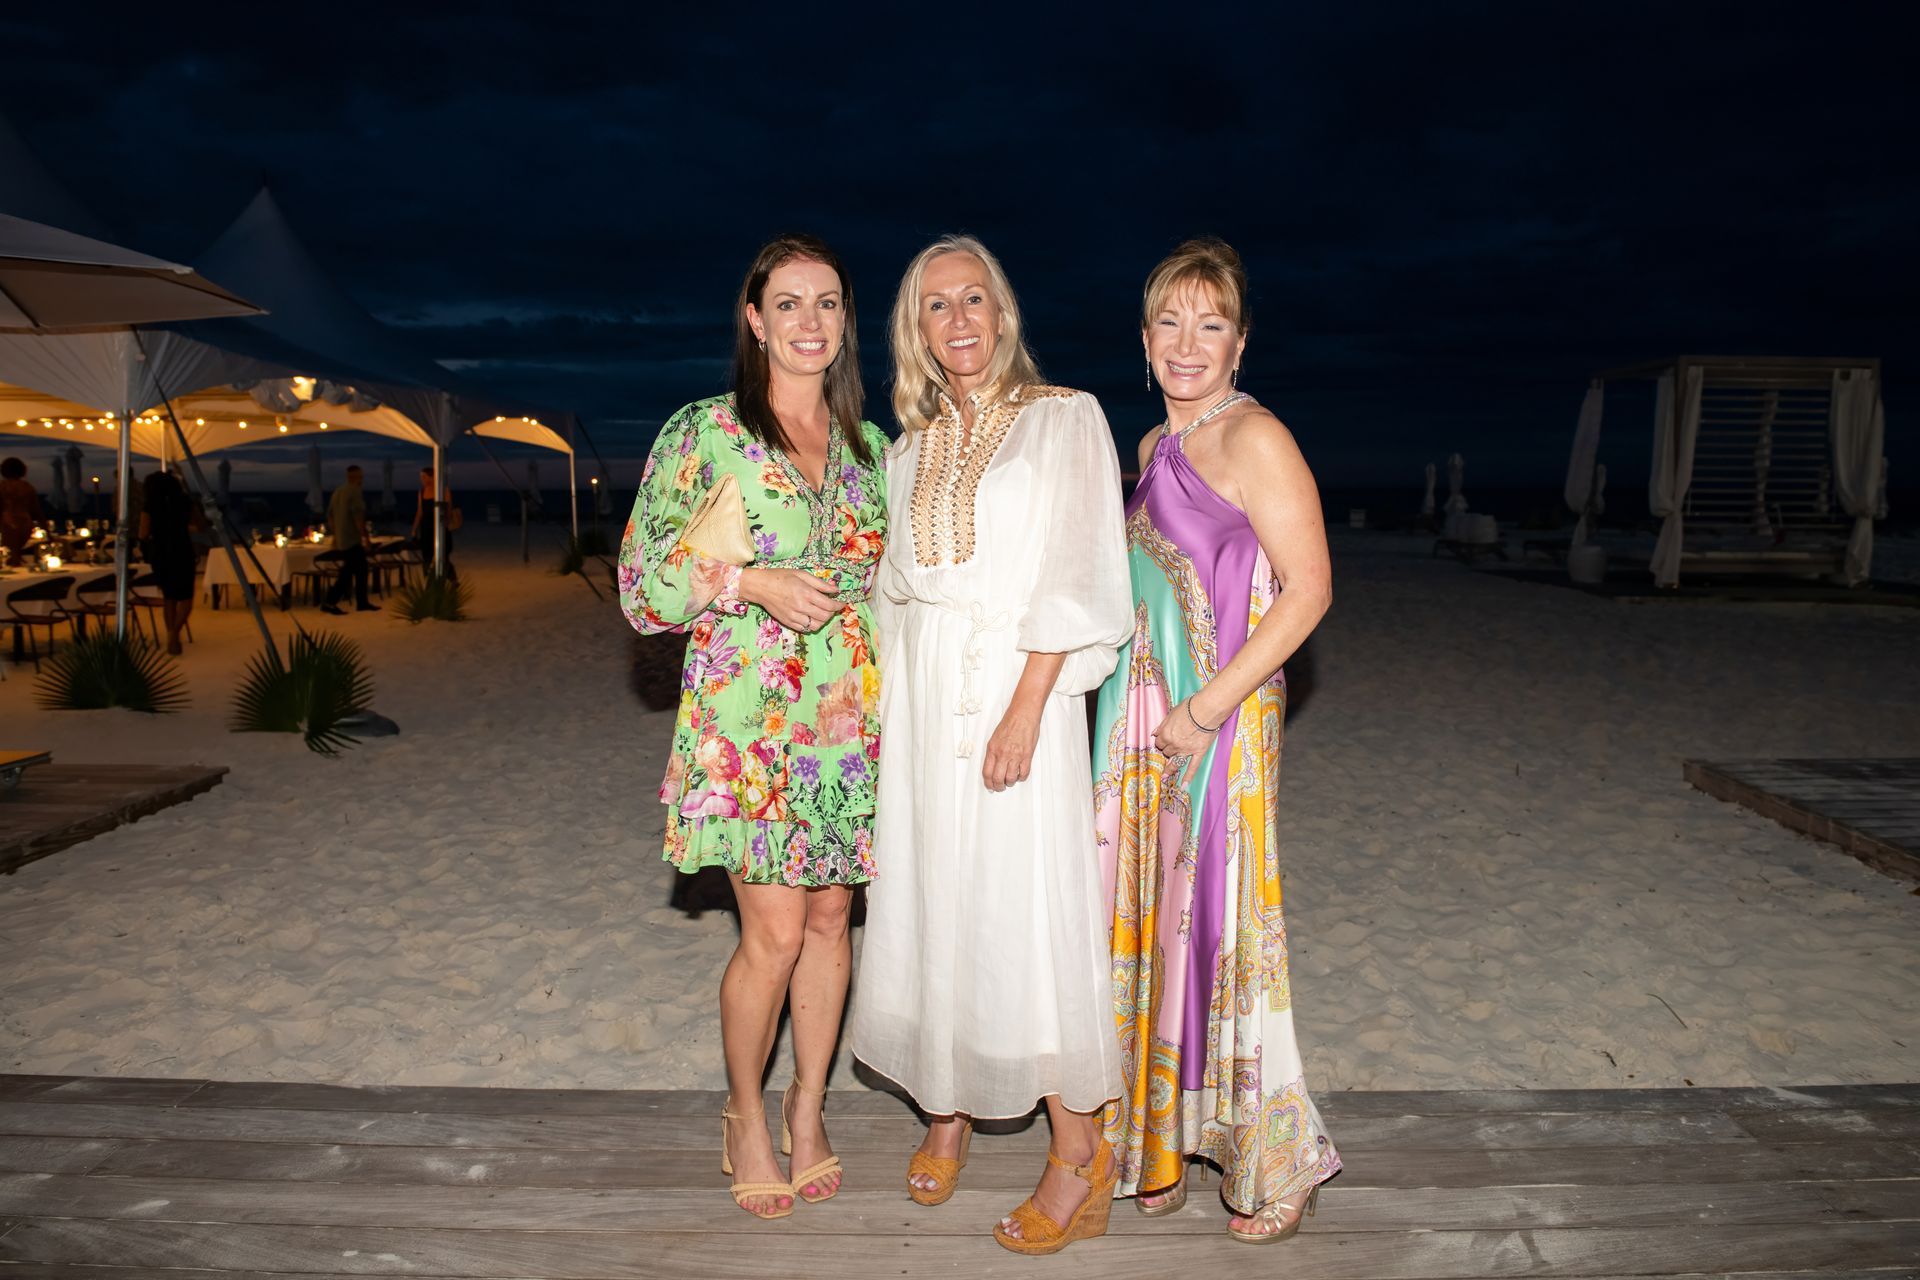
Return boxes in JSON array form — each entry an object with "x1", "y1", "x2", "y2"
[{"x1": 3, "y1": 1, "x2": 1913, "y2": 493}]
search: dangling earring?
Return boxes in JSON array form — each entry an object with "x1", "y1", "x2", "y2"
[
  {"x1": 1145, "y1": 359, "x2": 1154, "y2": 392},
  {"x1": 757, "y1": 338, "x2": 766, "y2": 352},
  {"x1": 1231, "y1": 365, "x2": 1239, "y2": 390}
]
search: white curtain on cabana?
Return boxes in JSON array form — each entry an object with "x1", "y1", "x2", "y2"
[
  {"x1": 1649, "y1": 366, "x2": 1704, "y2": 587},
  {"x1": 1564, "y1": 380, "x2": 1604, "y2": 545},
  {"x1": 1830, "y1": 368, "x2": 1885, "y2": 587}
]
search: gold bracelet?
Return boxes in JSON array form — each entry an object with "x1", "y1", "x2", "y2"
[{"x1": 1186, "y1": 700, "x2": 1219, "y2": 734}]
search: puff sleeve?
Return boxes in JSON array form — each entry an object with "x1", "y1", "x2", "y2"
[
  {"x1": 616, "y1": 402, "x2": 747, "y2": 635},
  {"x1": 1015, "y1": 393, "x2": 1132, "y2": 695}
]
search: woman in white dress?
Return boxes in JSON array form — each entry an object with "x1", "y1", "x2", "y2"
[{"x1": 850, "y1": 236, "x2": 1132, "y2": 1256}]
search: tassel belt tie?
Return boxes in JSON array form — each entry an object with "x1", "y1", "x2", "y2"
[{"x1": 940, "y1": 599, "x2": 1010, "y2": 759}]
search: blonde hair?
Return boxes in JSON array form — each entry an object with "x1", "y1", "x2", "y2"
[
  {"x1": 1142, "y1": 236, "x2": 1250, "y2": 334},
  {"x1": 889, "y1": 234, "x2": 1044, "y2": 432}
]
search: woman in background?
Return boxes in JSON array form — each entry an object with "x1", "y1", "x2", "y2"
[
  {"x1": 619, "y1": 234, "x2": 888, "y2": 1221},
  {"x1": 138, "y1": 469, "x2": 199, "y2": 655},
  {"x1": 0, "y1": 456, "x2": 40, "y2": 556},
  {"x1": 1095, "y1": 237, "x2": 1340, "y2": 1244},
  {"x1": 411, "y1": 465, "x2": 457, "y2": 582}
]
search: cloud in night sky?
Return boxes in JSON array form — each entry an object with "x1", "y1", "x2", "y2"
[{"x1": 1, "y1": 1, "x2": 1913, "y2": 492}]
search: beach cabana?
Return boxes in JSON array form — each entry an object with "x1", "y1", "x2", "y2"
[{"x1": 1569, "y1": 356, "x2": 1887, "y2": 586}]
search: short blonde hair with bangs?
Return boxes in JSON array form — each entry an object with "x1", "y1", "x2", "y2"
[
  {"x1": 890, "y1": 234, "x2": 1044, "y2": 433},
  {"x1": 1142, "y1": 236, "x2": 1250, "y2": 334}
]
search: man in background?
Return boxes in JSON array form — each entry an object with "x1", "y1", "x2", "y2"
[{"x1": 321, "y1": 465, "x2": 375, "y2": 615}]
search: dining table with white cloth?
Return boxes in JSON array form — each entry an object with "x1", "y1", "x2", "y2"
[{"x1": 202, "y1": 541, "x2": 325, "y2": 609}]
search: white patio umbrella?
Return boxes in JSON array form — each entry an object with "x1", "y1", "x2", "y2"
[
  {"x1": 595, "y1": 469, "x2": 611, "y2": 517},
  {"x1": 215, "y1": 457, "x2": 232, "y2": 512},
  {"x1": 0, "y1": 210, "x2": 260, "y2": 636},
  {"x1": 1420, "y1": 461, "x2": 1436, "y2": 516},
  {"x1": 305, "y1": 444, "x2": 324, "y2": 515},
  {"x1": 380, "y1": 457, "x2": 395, "y2": 514},
  {"x1": 0, "y1": 212, "x2": 256, "y2": 334}
]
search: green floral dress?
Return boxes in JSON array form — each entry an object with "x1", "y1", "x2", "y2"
[{"x1": 619, "y1": 395, "x2": 889, "y2": 886}]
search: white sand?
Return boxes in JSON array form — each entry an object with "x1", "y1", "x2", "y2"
[{"x1": 2, "y1": 525, "x2": 1917, "y2": 1092}]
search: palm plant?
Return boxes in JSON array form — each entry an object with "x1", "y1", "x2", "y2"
[
  {"x1": 35, "y1": 630, "x2": 187, "y2": 713},
  {"x1": 231, "y1": 630, "x2": 374, "y2": 755},
  {"x1": 391, "y1": 572, "x2": 471, "y2": 622}
]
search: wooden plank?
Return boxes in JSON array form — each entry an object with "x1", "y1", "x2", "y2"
[
  {"x1": 2, "y1": 1172, "x2": 1914, "y2": 1235},
  {"x1": 2, "y1": 1219, "x2": 1916, "y2": 1278},
  {"x1": 158, "y1": 1079, "x2": 1920, "y2": 1120},
  {"x1": 1733, "y1": 1108, "x2": 1920, "y2": 1143},
  {"x1": 0, "y1": 764, "x2": 227, "y2": 875},
  {"x1": 0, "y1": 1137, "x2": 117, "y2": 1176},
  {"x1": 0, "y1": 1076, "x2": 208, "y2": 1107},
  {"x1": 83, "y1": 1136, "x2": 1920, "y2": 1192},
  {"x1": 0, "y1": 1100, "x2": 1759, "y2": 1151},
  {"x1": 0, "y1": 1270, "x2": 369, "y2": 1280}
]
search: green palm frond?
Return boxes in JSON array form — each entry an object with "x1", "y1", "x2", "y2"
[
  {"x1": 34, "y1": 630, "x2": 188, "y2": 714},
  {"x1": 391, "y1": 572, "x2": 470, "y2": 622},
  {"x1": 230, "y1": 630, "x2": 374, "y2": 755}
]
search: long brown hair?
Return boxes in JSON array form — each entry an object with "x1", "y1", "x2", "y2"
[{"x1": 730, "y1": 234, "x2": 873, "y2": 466}]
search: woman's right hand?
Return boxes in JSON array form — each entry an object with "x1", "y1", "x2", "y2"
[{"x1": 740, "y1": 567, "x2": 840, "y2": 632}]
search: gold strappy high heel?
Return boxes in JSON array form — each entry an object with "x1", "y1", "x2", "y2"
[
  {"x1": 1136, "y1": 1161, "x2": 1206, "y2": 1216},
  {"x1": 1228, "y1": 1184, "x2": 1319, "y2": 1244},
  {"x1": 720, "y1": 1098, "x2": 793, "y2": 1220},
  {"x1": 780, "y1": 1078, "x2": 843, "y2": 1204},
  {"x1": 992, "y1": 1138, "x2": 1117, "y2": 1256},
  {"x1": 906, "y1": 1117, "x2": 973, "y2": 1206}
]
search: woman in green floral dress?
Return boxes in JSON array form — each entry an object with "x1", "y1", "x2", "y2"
[{"x1": 619, "y1": 235, "x2": 889, "y2": 1220}]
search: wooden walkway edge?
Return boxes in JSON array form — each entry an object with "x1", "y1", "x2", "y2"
[
  {"x1": 0, "y1": 1075, "x2": 1914, "y2": 1277},
  {"x1": 0, "y1": 763, "x2": 228, "y2": 875},
  {"x1": 1686, "y1": 758, "x2": 1920, "y2": 883}
]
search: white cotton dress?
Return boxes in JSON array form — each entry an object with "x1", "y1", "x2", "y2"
[{"x1": 850, "y1": 384, "x2": 1132, "y2": 1119}]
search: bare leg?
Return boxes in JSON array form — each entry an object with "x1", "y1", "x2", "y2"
[
  {"x1": 907, "y1": 1111, "x2": 973, "y2": 1192},
  {"x1": 721, "y1": 875, "x2": 805, "y2": 1217},
  {"x1": 163, "y1": 600, "x2": 184, "y2": 653},
  {"x1": 782, "y1": 885, "x2": 851, "y2": 1199},
  {"x1": 997, "y1": 1098, "x2": 1100, "y2": 1238}
]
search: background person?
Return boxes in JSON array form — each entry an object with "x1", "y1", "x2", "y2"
[
  {"x1": 322, "y1": 465, "x2": 375, "y2": 615},
  {"x1": 137, "y1": 469, "x2": 202, "y2": 654}
]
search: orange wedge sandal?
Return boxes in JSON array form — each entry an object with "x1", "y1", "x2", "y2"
[
  {"x1": 780, "y1": 1079, "x2": 843, "y2": 1205},
  {"x1": 992, "y1": 1138, "x2": 1117, "y2": 1256},
  {"x1": 720, "y1": 1099, "x2": 794, "y2": 1220},
  {"x1": 906, "y1": 1117, "x2": 973, "y2": 1206}
]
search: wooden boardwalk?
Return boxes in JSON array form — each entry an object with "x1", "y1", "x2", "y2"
[
  {"x1": 1687, "y1": 758, "x2": 1920, "y2": 883},
  {"x1": 0, "y1": 1075, "x2": 1914, "y2": 1277},
  {"x1": 0, "y1": 764, "x2": 228, "y2": 875}
]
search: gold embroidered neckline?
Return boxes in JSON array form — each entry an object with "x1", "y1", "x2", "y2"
[{"x1": 907, "y1": 384, "x2": 1076, "y2": 567}]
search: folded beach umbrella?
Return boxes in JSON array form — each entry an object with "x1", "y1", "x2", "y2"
[
  {"x1": 1421, "y1": 461, "x2": 1436, "y2": 516},
  {"x1": 1446, "y1": 451, "x2": 1467, "y2": 514},
  {"x1": 46, "y1": 453, "x2": 64, "y2": 513},
  {"x1": 0, "y1": 212, "x2": 257, "y2": 334},
  {"x1": 64, "y1": 444, "x2": 83, "y2": 512},
  {"x1": 526, "y1": 458, "x2": 541, "y2": 511},
  {"x1": 381, "y1": 457, "x2": 395, "y2": 513},
  {"x1": 216, "y1": 458, "x2": 232, "y2": 512},
  {"x1": 305, "y1": 444, "x2": 324, "y2": 514}
]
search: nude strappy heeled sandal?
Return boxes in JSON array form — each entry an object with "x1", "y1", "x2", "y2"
[
  {"x1": 1228, "y1": 1184, "x2": 1319, "y2": 1243},
  {"x1": 780, "y1": 1078, "x2": 843, "y2": 1204},
  {"x1": 720, "y1": 1098, "x2": 793, "y2": 1220}
]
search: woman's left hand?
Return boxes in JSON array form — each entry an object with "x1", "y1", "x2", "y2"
[
  {"x1": 982, "y1": 706, "x2": 1041, "y2": 792},
  {"x1": 1152, "y1": 699, "x2": 1218, "y2": 787}
]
